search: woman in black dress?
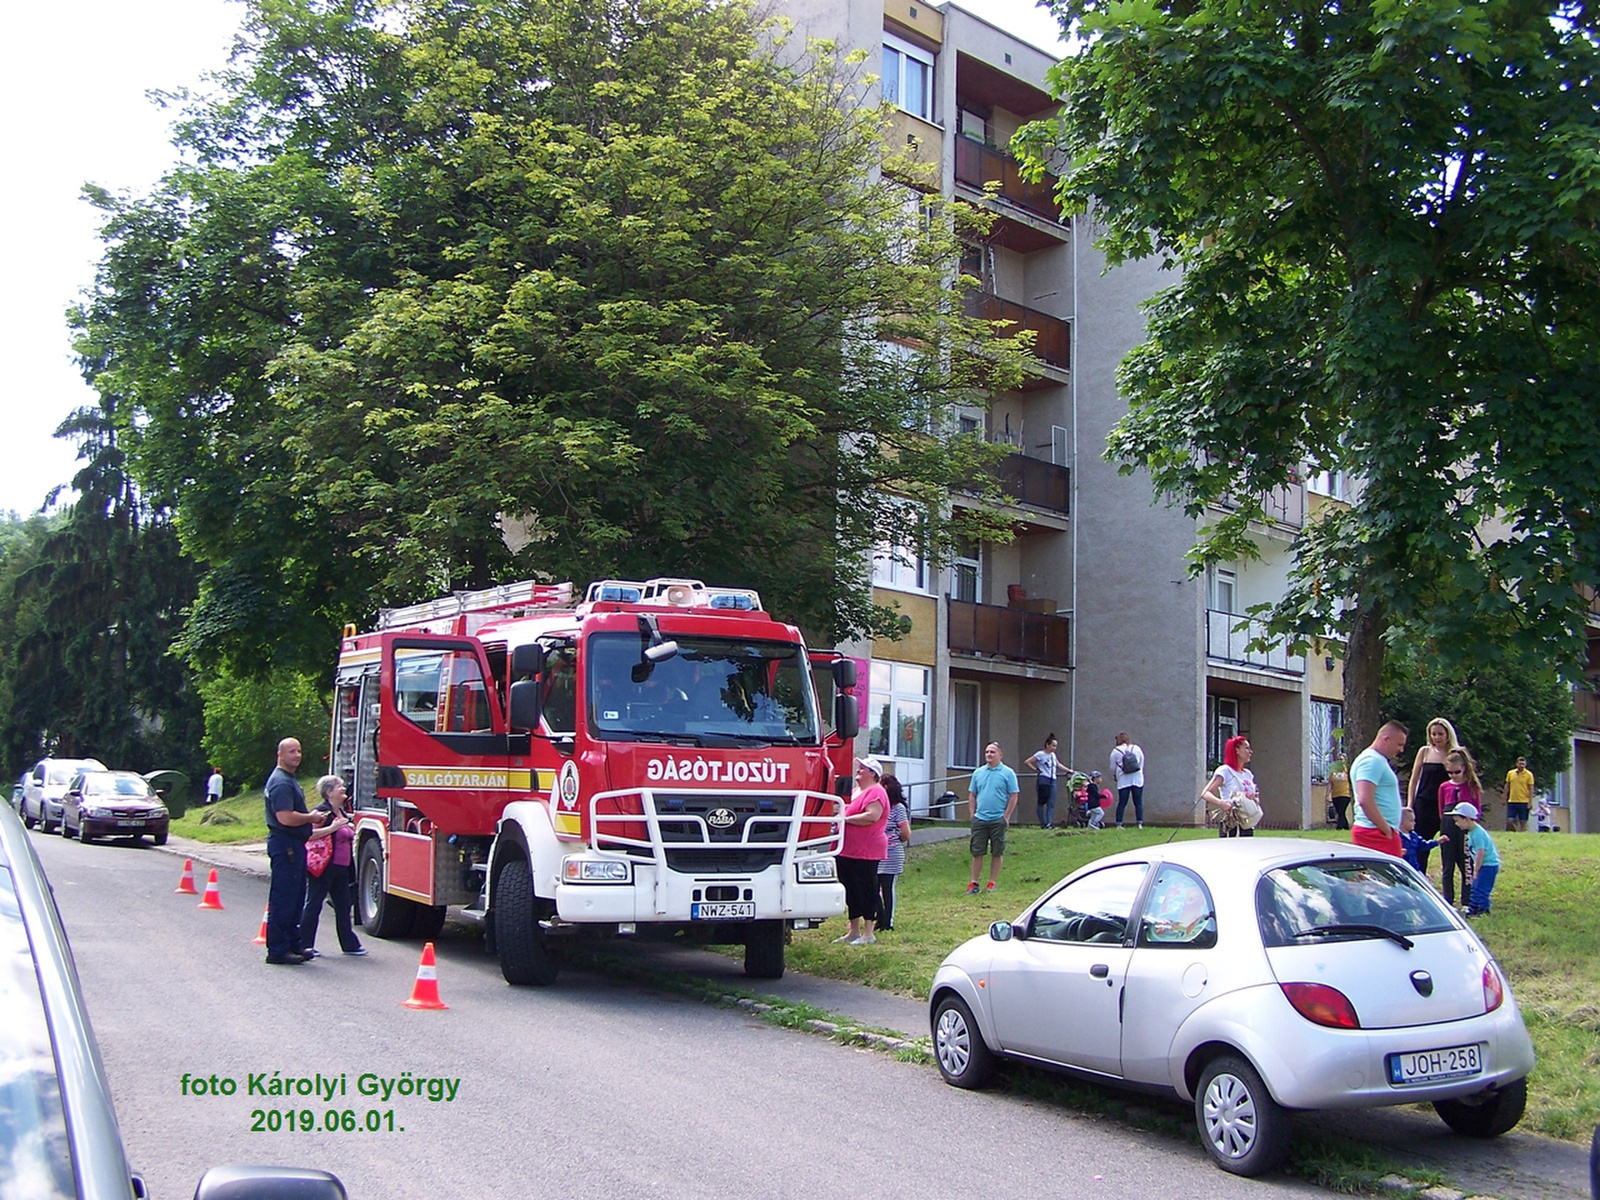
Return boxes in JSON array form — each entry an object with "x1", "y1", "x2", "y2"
[{"x1": 1406, "y1": 718, "x2": 1457, "y2": 875}]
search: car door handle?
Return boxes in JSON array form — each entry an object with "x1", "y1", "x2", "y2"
[{"x1": 1090, "y1": 963, "x2": 1110, "y2": 978}]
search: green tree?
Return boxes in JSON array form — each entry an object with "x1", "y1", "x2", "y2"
[
  {"x1": 1021, "y1": 0, "x2": 1600, "y2": 750},
  {"x1": 1382, "y1": 650, "x2": 1576, "y2": 792},
  {"x1": 198, "y1": 666, "x2": 331, "y2": 791},
  {"x1": 0, "y1": 405, "x2": 204, "y2": 781},
  {"x1": 73, "y1": 0, "x2": 1030, "y2": 678}
]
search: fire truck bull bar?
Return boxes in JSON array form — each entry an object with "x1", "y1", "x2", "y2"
[{"x1": 580, "y1": 787, "x2": 844, "y2": 917}]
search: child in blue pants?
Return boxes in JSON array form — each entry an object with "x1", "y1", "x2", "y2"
[{"x1": 1449, "y1": 801, "x2": 1500, "y2": 915}]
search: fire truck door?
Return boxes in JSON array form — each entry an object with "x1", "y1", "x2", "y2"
[
  {"x1": 379, "y1": 634, "x2": 523, "y2": 845},
  {"x1": 354, "y1": 672, "x2": 380, "y2": 810}
]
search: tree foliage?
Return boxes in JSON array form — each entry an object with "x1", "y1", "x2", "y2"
[
  {"x1": 73, "y1": 0, "x2": 1030, "y2": 677},
  {"x1": 0, "y1": 407, "x2": 205, "y2": 782},
  {"x1": 1022, "y1": 0, "x2": 1600, "y2": 748},
  {"x1": 1382, "y1": 648, "x2": 1577, "y2": 789},
  {"x1": 198, "y1": 665, "x2": 331, "y2": 791}
]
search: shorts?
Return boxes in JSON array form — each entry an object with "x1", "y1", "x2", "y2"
[
  {"x1": 969, "y1": 818, "x2": 1007, "y2": 858},
  {"x1": 1351, "y1": 824, "x2": 1403, "y2": 858},
  {"x1": 1506, "y1": 802, "x2": 1529, "y2": 822}
]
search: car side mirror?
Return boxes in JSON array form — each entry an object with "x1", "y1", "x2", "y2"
[
  {"x1": 989, "y1": 921, "x2": 1014, "y2": 942},
  {"x1": 831, "y1": 658, "x2": 857, "y2": 689},
  {"x1": 833, "y1": 694, "x2": 859, "y2": 741},
  {"x1": 510, "y1": 643, "x2": 546, "y2": 677}
]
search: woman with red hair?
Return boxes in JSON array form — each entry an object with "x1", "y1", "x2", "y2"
[{"x1": 1202, "y1": 736, "x2": 1264, "y2": 837}]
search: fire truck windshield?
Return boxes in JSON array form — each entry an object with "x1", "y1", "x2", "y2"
[{"x1": 587, "y1": 634, "x2": 820, "y2": 744}]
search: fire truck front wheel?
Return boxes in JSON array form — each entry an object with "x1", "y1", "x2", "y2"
[
  {"x1": 357, "y1": 837, "x2": 419, "y2": 938},
  {"x1": 743, "y1": 921, "x2": 785, "y2": 980},
  {"x1": 493, "y1": 858, "x2": 558, "y2": 986}
]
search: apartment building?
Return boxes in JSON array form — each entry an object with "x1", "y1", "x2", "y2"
[
  {"x1": 1554, "y1": 597, "x2": 1600, "y2": 832},
  {"x1": 785, "y1": 0, "x2": 1341, "y2": 822}
]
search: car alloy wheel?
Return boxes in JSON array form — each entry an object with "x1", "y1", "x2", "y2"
[
  {"x1": 932, "y1": 994, "x2": 996, "y2": 1089},
  {"x1": 1196, "y1": 1054, "x2": 1290, "y2": 1176}
]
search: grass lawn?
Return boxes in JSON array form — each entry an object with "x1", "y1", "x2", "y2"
[
  {"x1": 167, "y1": 784, "x2": 279, "y2": 843},
  {"x1": 786, "y1": 823, "x2": 1600, "y2": 1143}
]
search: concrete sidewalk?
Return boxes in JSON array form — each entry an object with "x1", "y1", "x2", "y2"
[{"x1": 158, "y1": 834, "x2": 1592, "y2": 1200}]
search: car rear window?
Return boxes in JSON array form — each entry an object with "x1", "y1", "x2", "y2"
[
  {"x1": 1256, "y1": 858, "x2": 1458, "y2": 948},
  {"x1": 0, "y1": 866, "x2": 76, "y2": 1199}
]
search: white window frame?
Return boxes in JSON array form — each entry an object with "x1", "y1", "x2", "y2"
[
  {"x1": 1306, "y1": 469, "x2": 1347, "y2": 500},
  {"x1": 948, "y1": 539, "x2": 981, "y2": 604},
  {"x1": 872, "y1": 498, "x2": 929, "y2": 594},
  {"x1": 882, "y1": 33, "x2": 934, "y2": 122},
  {"x1": 1209, "y1": 566, "x2": 1237, "y2": 614}
]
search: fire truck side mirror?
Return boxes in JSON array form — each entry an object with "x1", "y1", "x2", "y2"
[
  {"x1": 833, "y1": 693, "x2": 860, "y2": 741},
  {"x1": 509, "y1": 680, "x2": 543, "y2": 732},
  {"x1": 831, "y1": 659, "x2": 857, "y2": 689},
  {"x1": 511, "y1": 643, "x2": 546, "y2": 677}
]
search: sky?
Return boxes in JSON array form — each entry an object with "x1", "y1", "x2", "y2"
[{"x1": 0, "y1": 0, "x2": 1069, "y2": 518}]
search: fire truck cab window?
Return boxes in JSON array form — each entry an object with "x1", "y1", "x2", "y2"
[
  {"x1": 541, "y1": 643, "x2": 577, "y2": 735},
  {"x1": 586, "y1": 633, "x2": 819, "y2": 743},
  {"x1": 394, "y1": 648, "x2": 493, "y2": 734}
]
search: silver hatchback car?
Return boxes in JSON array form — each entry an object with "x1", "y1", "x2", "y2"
[{"x1": 929, "y1": 838, "x2": 1535, "y2": 1176}]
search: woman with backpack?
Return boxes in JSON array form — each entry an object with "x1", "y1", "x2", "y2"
[{"x1": 1111, "y1": 732, "x2": 1146, "y2": 827}]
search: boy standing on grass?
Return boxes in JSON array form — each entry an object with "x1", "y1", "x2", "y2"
[{"x1": 1449, "y1": 801, "x2": 1501, "y2": 916}]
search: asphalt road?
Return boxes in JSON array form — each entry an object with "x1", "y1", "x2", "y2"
[{"x1": 30, "y1": 830, "x2": 1329, "y2": 1200}]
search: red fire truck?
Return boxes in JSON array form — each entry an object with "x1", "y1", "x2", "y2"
[{"x1": 331, "y1": 577, "x2": 857, "y2": 984}]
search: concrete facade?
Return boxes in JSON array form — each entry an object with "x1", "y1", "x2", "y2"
[{"x1": 786, "y1": 0, "x2": 1339, "y2": 825}]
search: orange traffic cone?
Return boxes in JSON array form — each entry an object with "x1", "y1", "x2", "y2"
[
  {"x1": 401, "y1": 942, "x2": 448, "y2": 1010},
  {"x1": 174, "y1": 859, "x2": 198, "y2": 895},
  {"x1": 197, "y1": 869, "x2": 225, "y2": 910},
  {"x1": 253, "y1": 905, "x2": 269, "y2": 945}
]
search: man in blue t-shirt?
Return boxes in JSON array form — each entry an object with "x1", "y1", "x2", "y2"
[
  {"x1": 263, "y1": 737, "x2": 328, "y2": 965},
  {"x1": 1351, "y1": 720, "x2": 1407, "y2": 858},
  {"x1": 967, "y1": 742, "x2": 1019, "y2": 894}
]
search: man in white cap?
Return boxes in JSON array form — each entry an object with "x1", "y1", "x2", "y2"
[{"x1": 966, "y1": 742, "x2": 1019, "y2": 894}]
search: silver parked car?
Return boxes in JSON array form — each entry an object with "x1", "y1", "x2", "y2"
[
  {"x1": 0, "y1": 798, "x2": 346, "y2": 1199},
  {"x1": 929, "y1": 838, "x2": 1535, "y2": 1176},
  {"x1": 21, "y1": 758, "x2": 108, "y2": 834}
]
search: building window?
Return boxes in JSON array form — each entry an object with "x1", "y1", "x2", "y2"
[
  {"x1": 1306, "y1": 469, "x2": 1347, "y2": 500},
  {"x1": 1310, "y1": 700, "x2": 1343, "y2": 782},
  {"x1": 958, "y1": 107, "x2": 989, "y2": 144},
  {"x1": 872, "y1": 500, "x2": 928, "y2": 593},
  {"x1": 1206, "y1": 694, "x2": 1249, "y2": 772},
  {"x1": 948, "y1": 538, "x2": 980, "y2": 603},
  {"x1": 1208, "y1": 566, "x2": 1237, "y2": 614},
  {"x1": 882, "y1": 34, "x2": 934, "y2": 122},
  {"x1": 951, "y1": 681, "x2": 980, "y2": 768},
  {"x1": 869, "y1": 661, "x2": 931, "y2": 786}
]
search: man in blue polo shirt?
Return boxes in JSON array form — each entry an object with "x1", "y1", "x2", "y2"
[{"x1": 967, "y1": 742, "x2": 1020, "y2": 894}]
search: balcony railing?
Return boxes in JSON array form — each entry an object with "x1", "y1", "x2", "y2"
[
  {"x1": 948, "y1": 599, "x2": 1071, "y2": 668},
  {"x1": 996, "y1": 453, "x2": 1070, "y2": 514},
  {"x1": 962, "y1": 291, "x2": 1071, "y2": 371},
  {"x1": 954, "y1": 136, "x2": 1062, "y2": 222},
  {"x1": 1206, "y1": 609, "x2": 1306, "y2": 675},
  {"x1": 1576, "y1": 687, "x2": 1600, "y2": 732},
  {"x1": 1214, "y1": 484, "x2": 1305, "y2": 530}
]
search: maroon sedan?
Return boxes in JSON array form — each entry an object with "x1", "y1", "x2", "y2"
[{"x1": 60, "y1": 771, "x2": 171, "y2": 845}]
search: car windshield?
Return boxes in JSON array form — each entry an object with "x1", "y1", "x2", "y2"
[
  {"x1": 88, "y1": 776, "x2": 153, "y2": 798},
  {"x1": 587, "y1": 633, "x2": 820, "y2": 744},
  {"x1": 0, "y1": 866, "x2": 76, "y2": 1199},
  {"x1": 45, "y1": 766, "x2": 80, "y2": 786},
  {"x1": 1256, "y1": 858, "x2": 1458, "y2": 948}
]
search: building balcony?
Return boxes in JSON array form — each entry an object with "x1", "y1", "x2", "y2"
[
  {"x1": 961, "y1": 290, "x2": 1071, "y2": 373},
  {"x1": 1213, "y1": 483, "x2": 1305, "y2": 530},
  {"x1": 1577, "y1": 686, "x2": 1600, "y2": 733},
  {"x1": 954, "y1": 136, "x2": 1063, "y2": 225},
  {"x1": 1207, "y1": 609, "x2": 1306, "y2": 676},
  {"x1": 948, "y1": 599, "x2": 1071, "y2": 668}
]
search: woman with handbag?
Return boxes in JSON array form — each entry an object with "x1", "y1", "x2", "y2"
[
  {"x1": 300, "y1": 776, "x2": 366, "y2": 957},
  {"x1": 1202, "y1": 736, "x2": 1264, "y2": 837}
]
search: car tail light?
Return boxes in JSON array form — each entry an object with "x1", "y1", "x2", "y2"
[
  {"x1": 1281, "y1": 982, "x2": 1361, "y2": 1029},
  {"x1": 1482, "y1": 963, "x2": 1504, "y2": 1013}
]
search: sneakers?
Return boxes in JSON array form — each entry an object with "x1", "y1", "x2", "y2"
[
  {"x1": 855, "y1": 934, "x2": 877, "y2": 945},
  {"x1": 833, "y1": 933, "x2": 857, "y2": 943},
  {"x1": 985, "y1": 880, "x2": 996, "y2": 892},
  {"x1": 343, "y1": 947, "x2": 368, "y2": 956},
  {"x1": 265, "y1": 953, "x2": 307, "y2": 966},
  {"x1": 965, "y1": 882, "x2": 980, "y2": 895},
  {"x1": 300, "y1": 948, "x2": 321, "y2": 959}
]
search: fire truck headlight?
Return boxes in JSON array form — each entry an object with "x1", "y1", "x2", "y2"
[
  {"x1": 563, "y1": 857, "x2": 631, "y2": 883},
  {"x1": 796, "y1": 857, "x2": 837, "y2": 882}
]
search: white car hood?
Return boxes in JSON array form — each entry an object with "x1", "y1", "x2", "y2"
[{"x1": 1265, "y1": 930, "x2": 1490, "y2": 1028}]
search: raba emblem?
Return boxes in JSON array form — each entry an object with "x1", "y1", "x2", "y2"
[{"x1": 706, "y1": 808, "x2": 738, "y2": 831}]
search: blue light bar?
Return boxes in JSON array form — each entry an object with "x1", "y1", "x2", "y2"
[
  {"x1": 708, "y1": 593, "x2": 754, "y2": 610},
  {"x1": 597, "y1": 585, "x2": 642, "y2": 603}
]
